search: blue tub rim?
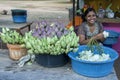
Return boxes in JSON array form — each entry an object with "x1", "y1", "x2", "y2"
[
  {"x1": 68, "y1": 45, "x2": 119, "y2": 64},
  {"x1": 11, "y1": 9, "x2": 27, "y2": 12}
]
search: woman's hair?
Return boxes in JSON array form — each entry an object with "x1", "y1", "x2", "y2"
[{"x1": 82, "y1": 8, "x2": 96, "y2": 22}]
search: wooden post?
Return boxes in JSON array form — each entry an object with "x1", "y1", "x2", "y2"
[{"x1": 73, "y1": 0, "x2": 75, "y2": 27}]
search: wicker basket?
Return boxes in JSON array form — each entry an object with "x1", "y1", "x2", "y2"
[{"x1": 7, "y1": 44, "x2": 27, "y2": 60}]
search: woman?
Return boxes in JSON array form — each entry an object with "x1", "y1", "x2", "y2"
[{"x1": 77, "y1": 8, "x2": 105, "y2": 45}]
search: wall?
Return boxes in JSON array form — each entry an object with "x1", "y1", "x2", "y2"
[{"x1": 84, "y1": 0, "x2": 120, "y2": 12}]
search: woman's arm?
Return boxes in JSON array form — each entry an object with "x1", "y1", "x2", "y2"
[
  {"x1": 79, "y1": 34, "x2": 91, "y2": 45},
  {"x1": 79, "y1": 33, "x2": 104, "y2": 45},
  {"x1": 77, "y1": 23, "x2": 90, "y2": 45}
]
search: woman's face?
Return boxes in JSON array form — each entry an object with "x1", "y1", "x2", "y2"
[{"x1": 85, "y1": 11, "x2": 96, "y2": 24}]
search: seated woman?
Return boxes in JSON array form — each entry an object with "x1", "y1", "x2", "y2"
[{"x1": 77, "y1": 8, "x2": 105, "y2": 45}]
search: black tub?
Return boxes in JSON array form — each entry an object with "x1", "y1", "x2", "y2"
[{"x1": 35, "y1": 54, "x2": 69, "y2": 68}]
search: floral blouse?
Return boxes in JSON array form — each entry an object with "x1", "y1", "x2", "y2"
[{"x1": 77, "y1": 22, "x2": 104, "y2": 39}]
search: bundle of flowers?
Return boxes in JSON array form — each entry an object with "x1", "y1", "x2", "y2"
[
  {"x1": 23, "y1": 19, "x2": 79, "y2": 55},
  {"x1": 76, "y1": 39, "x2": 111, "y2": 62},
  {"x1": 0, "y1": 27, "x2": 24, "y2": 45}
]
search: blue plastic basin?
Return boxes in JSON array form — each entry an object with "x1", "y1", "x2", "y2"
[
  {"x1": 68, "y1": 45, "x2": 119, "y2": 77},
  {"x1": 103, "y1": 30, "x2": 119, "y2": 45}
]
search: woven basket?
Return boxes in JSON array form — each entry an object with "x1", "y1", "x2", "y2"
[{"x1": 7, "y1": 44, "x2": 27, "y2": 60}]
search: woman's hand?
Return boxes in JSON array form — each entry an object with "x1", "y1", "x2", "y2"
[
  {"x1": 79, "y1": 33, "x2": 105, "y2": 45},
  {"x1": 93, "y1": 33, "x2": 104, "y2": 41}
]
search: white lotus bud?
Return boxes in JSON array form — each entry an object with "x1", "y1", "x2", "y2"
[{"x1": 103, "y1": 31, "x2": 109, "y2": 38}]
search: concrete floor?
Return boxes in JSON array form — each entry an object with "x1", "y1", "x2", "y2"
[{"x1": 0, "y1": 49, "x2": 118, "y2": 80}]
